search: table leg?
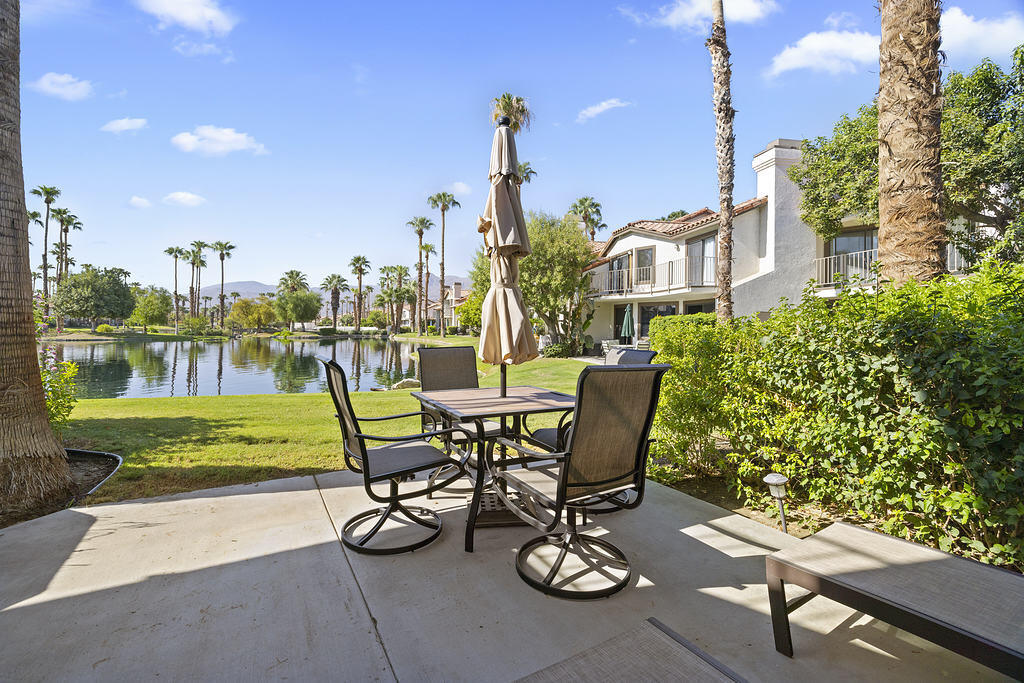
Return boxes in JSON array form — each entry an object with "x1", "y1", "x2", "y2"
[{"x1": 465, "y1": 417, "x2": 486, "y2": 553}]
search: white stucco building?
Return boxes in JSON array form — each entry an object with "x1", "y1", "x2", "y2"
[{"x1": 585, "y1": 138, "x2": 965, "y2": 345}]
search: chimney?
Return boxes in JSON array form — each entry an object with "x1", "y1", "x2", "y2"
[
  {"x1": 453, "y1": 282, "x2": 461, "y2": 300},
  {"x1": 752, "y1": 138, "x2": 802, "y2": 200}
]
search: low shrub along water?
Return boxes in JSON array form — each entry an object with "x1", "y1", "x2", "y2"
[{"x1": 650, "y1": 260, "x2": 1024, "y2": 570}]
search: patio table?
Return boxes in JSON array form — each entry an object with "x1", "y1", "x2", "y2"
[{"x1": 411, "y1": 385, "x2": 576, "y2": 552}]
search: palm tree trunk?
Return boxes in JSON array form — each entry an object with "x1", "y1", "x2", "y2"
[
  {"x1": 41, "y1": 203, "x2": 49, "y2": 314},
  {"x1": 0, "y1": 0, "x2": 74, "y2": 512},
  {"x1": 440, "y1": 209, "x2": 446, "y2": 337},
  {"x1": 708, "y1": 0, "x2": 735, "y2": 322},
  {"x1": 416, "y1": 237, "x2": 423, "y2": 334},
  {"x1": 423, "y1": 256, "x2": 430, "y2": 333},
  {"x1": 219, "y1": 255, "x2": 225, "y2": 328},
  {"x1": 172, "y1": 257, "x2": 179, "y2": 334},
  {"x1": 878, "y1": 0, "x2": 945, "y2": 283}
]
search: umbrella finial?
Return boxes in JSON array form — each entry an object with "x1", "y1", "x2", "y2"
[{"x1": 497, "y1": 115, "x2": 511, "y2": 127}]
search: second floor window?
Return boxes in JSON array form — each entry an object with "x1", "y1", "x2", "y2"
[
  {"x1": 635, "y1": 247, "x2": 654, "y2": 283},
  {"x1": 687, "y1": 234, "x2": 717, "y2": 286},
  {"x1": 828, "y1": 228, "x2": 878, "y2": 257}
]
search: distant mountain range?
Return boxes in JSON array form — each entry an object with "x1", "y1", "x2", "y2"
[{"x1": 200, "y1": 274, "x2": 470, "y2": 303}]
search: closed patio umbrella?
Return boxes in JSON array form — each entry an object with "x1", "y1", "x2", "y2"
[
  {"x1": 621, "y1": 304, "x2": 634, "y2": 344},
  {"x1": 478, "y1": 116, "x2": 538, "y2": 396}
]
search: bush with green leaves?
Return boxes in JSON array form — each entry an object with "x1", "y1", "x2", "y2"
[
  {"x1": 541, "y1": 341, "x2": 574, "y2": 358},
  {"x1": 650, "y1": 260, "x2": 1024, "y2": 570},
  {"x1": 318, "y1": 327, "x2": 337, "y2": 336},
  {"x1": 95, "y1": 323, "x2": 115, "y2": 334},
  {"x1": 181, "y1": 316, "x2": 210, "y2": 336}
]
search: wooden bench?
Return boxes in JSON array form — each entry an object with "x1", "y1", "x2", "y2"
[{"x1": 766, "y1": 522, "x2": 1024, "y2": 679}]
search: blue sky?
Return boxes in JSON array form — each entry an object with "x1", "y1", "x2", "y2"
[{"x1": 21, "y1": 0, "x2": 1024, "y2": 291}]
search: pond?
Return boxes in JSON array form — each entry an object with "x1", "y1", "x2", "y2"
[{"x1": 40, "y1": 338, "x2": 420, "y2": 399}]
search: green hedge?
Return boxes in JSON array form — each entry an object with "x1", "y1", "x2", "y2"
[{"x1": 650, "y1": 260, "x2": 1024, "y2": 570}]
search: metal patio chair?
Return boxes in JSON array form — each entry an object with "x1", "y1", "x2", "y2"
[
  {"x1": 526, "y1": 348, "x2": 658, "y2": 452},
  {"x1": 486, "y1": 363, "x2": 670, "y2": 599},
  {"x1": 318, "y1": 356, "x2": 473, "y2": 554},
  {"x1": 417, "y1": 346, "x2": 503, "y2": 495}
]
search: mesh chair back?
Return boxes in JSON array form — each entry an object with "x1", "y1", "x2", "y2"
[
  {"x1": 606, "y1": 348, "x2": 658, "y2": 365},
  {"x1": 317, "y1": 356, "x2": 364, "y2": 468},
  {"x1": 418, "y1": 346, "x2": 480, "y2": 391},
  {"x1": 563, "y1": 364, "x2": 669, "y2": 501}
]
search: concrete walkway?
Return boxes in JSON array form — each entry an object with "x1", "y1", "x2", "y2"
[{"x1": 0, "y1": 474, "x2": 1006, "y2": 682}]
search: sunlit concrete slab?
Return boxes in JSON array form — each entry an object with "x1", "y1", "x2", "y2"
[
  {"x1": 316, "y1": 472, "x2": 1006, "y2": 683},
  {"x1": 0, "y1": 472, "x2": 1009, "y2": 682},
  {"x1": 0, "y1": 476, "x2": 390, "y2": 681}
]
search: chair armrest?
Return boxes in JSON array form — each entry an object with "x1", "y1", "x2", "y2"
[
  {"x1": 522, "y1": 408, "x2": 574, "y2": 437},
  {"x1": 489, "y1": 437, "x2": 567, "y2": 462},
  {"x1": 356, "y1": 426, "x2": 475, "y2": 444},
  {"x1": 358, "y1": 410, "x2": 437, "y2": 432}
]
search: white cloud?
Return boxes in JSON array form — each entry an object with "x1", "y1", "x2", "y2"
[
  {"x1": 576, "y1": 98, "x2": 633, "y2": 124},
  {"x1": 448, "y1": 181, "x2": 471, "y2": 196},
  {"x1": 101, "y1": 117, "x2": 148, "y2": 133},
  {"x1": 163, "y1": 191, "x2": 206, "y2": 207},
  {"x1": 824, "y1": 11, "x2": 858, "y2": 30},
  {"x1": 352, "y1": 63, "x2": 369, "y2": 84},
  {"x1": 766, "y1": 30, "x2": 879, "y2": 78},
  {"x1": 128, "y1": 195, "x2": 151, "y2": 209},
  {"x1": 30, "y1": 72, "x2": 93, "y2": 101},
  {"x1": 619, "y1": 0, "x2": 778, "y2": 33},
  {"x1": 172, "y1": 38, "x2": 235, "y2": 63},
  {"x1": 171, "y1": 125, "x2": 267, "y2": 156},
  {"x1": 942, "y1": 7, "x2": 1024, "y2": 61},
  {"x1": 134, "y1": 0, "x2": 237, "y2": 36}
]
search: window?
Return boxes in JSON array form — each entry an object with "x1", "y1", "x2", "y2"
[
  {"x1": 685, "y1": 301, "x2": 715, "y2": 315},
  {"x1": 828, "y1": 228, "x2": 877, "y2": 257},
  {"x1": 827, "y1": 228, "x2": 878, "y2": 283},
  {"x1": 635, "y1": 247, "x2": 654, "y2": 284},
  {"x1": 610, "y1": 253, "x2": 630, "y2": 291},
  {"x1": 639, "y1": 303, "x2": 677, "y2": 337},
  {"x1": 687, "y1": 234, "x2": 717, "y2": 286}
]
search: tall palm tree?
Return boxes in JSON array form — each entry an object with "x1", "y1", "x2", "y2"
[
  {"x1": 707, "y1": 0, "x2": 735, "y2": 321},
  {"x1": 210, "y1": 240, "x2": 235, "y2": 327},
  {"x1": 320, "y1": 273, "x2": 349, "y2": 330},
  {"x1": 349, "y1": 255, "x2": 370, "y2": 332},
  {"x1": 569, "y1": 196, "x2": 605, "y2": 241},
  {"x1": 29, "y1": 184, "x2": 60, "y2": 312},
  {"x1": 427, "y1": 192, "x2": 460, "y2": 338},
  {"x1": 189, "y1": 240, "x2": 209, "y2": 316},
  {"x1": 164, "y1": 246, "x2": 186, "y2": 333},
  {"x1": 407, "y1": 216, "x2": 433, "y2": 334},
  {"x1": 48, "y1": 207, "x2": 68, "y2": 283},
  {"x1": 278, "y1": 269, "x2": 309, "y2": 293},
  {"x1": 878, "y1": 0, "x2": 945, "y2": 283},
  {"x1": 392, "y1": 265, "x2": 410, "y2": 333},
  {"x1": 59, "y1": 213, "x2": 82, "y2": 284},
  {"x1": 518, "y1": 161, "x2": 536, "y2": 185},
  {"x1": 421, "y1": 242, "x2": 436, "y2": 332},
  {"x1": 0, "y1": 1, "x2": 75, "y2": 509},
  {"x1": 491, "y1": 92, "x2": 533, "y2": 133},
  {"x1": 230, "y1": 291, "x2": 241, "y2": 304},
  {"x1": 27, "y1": 210, "x2": 41, "y2": 246}
]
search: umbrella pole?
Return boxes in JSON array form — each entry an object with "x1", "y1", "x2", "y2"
[{"x1": 500, "y1": 363, "x2": 507, "y2": 398}]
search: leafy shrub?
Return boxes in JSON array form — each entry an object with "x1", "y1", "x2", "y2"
[
  {"x1": 38, "y1": 348, "x2": 77, "y2": 434},
  {"x1": 447, "y1": 326, "x2": 461, "y2": 336},
  {"x1": 364, "y1": 310, "x2": 387, "y2": 330},
  {"x1": 318, "y1": 327, "x2": 337, "y2": 335},
  {"x1": 541, "y1": 341, "x2": 574, "y2": 358},
  {"x1": 339, "y1": 314, "x2": 354, "y2": 326},
  {"x1": 650, "y1": 260, "x2": 1024, "y2": 570},
  {"x1": 181, "y1": 316, "x2": 210, "y2": 336},
  {"x1": 399, "y1": 326, "x2": 411, "y2": 334},
  {"x1": 95, "y1": 323, "x2": 115, "y2": 334}
]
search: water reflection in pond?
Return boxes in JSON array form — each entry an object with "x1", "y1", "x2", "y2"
[{"x1": 41, "y1": 338, "x2": 420, "y2": 399}]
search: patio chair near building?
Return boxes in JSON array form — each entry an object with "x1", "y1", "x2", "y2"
[
  {"x1": 318, "y1": 356, "x2": 473, "y2": 554},
  {"x1": 526, "y1": 348, "x2": 658, "y2": 452},
  {"x1": 486, "y1": 363, "x2": 670, "y2": 598}
]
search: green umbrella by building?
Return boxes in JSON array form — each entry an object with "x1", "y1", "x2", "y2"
[{"x1": 621, "y1": 304, "x2": 634, "y2": 344}]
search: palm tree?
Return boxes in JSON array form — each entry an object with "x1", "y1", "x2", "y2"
[
  {"x1": 29, "y1": 184, "x2": 60, "y2": 312},
  {"x1": 320, "y1": 274, "x2": 349, "y2": 330},
  {"x1": 0, "y1": 2, "x2": 75, "y2": 510},
  {"x1": 230, "y1": 291, "x2": 241, "y2": 304},
  {"x1": 164, "y1": 246, "x2": 186, "y2": 334},
  {"x1": 707, "y1": 0, "x2": 735, "y2": 321},
  {"x1": 518, "y1": 161, "x2": 536, "y2": 185},
  {"x1": 202, "y1": 295, "x2": 213, "y2": 319},
  {"x1": 349, "y1": 255, "x2": 370, "y2": 332},
  {"x1": 27, "y1": 210, "x2": 41, "y2": 247},
  {"x1": 392, "y1": 265, "x2": 410, "y2": 333},
  {"x1": 569, "y1": 196, "x2": 605, "y2": 241},
  {"x1": 427, "y1": 192, "x2": 460, "y2": 338},
  {"x1": 278, "y1": 269, "x2": 309, "y2": 293},
  {"x1": 407, "y1": 216, "x2": 433, "y2": 334},
  {"x1": 189, "y1": 240, "x2": 209, "y2": 316},
  {"x1": 491, "y1": 92, "x2": 533, "y2": 133},
  {"x1": 48, "y1": 208, "x2": 68, "y2": 283},
  {"x1": 60, "y1": 213, "x2": 82, "y2": 284},
  {"x1": 878, "y1": 0, "x2": 945, "y2": 283},
  {"x1": 421, "y1": 242, "x2": 436, "y2": 332},
  {"x1": 210, "y1": 240, "x2": 235, "y2": 327}
]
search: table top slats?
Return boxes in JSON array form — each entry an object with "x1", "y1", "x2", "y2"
[{"x1": 412, "y1": 385, "x2": 575, "y2": 419}]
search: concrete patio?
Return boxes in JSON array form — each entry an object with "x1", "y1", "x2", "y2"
[{"x1": 0, "y1": 472, "x2": 1007, "y2": 682}]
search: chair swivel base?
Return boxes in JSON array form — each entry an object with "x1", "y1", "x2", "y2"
[
  {"x1": 341, "y1": 501, "x2": 442, "y2": 555},
  {"x1": 515, "y1": 530, "x2": 631, "y2": 600}
]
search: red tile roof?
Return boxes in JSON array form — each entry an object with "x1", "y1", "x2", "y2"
[{"x1": 597, "y1": 197, "x2": 767, "y2": 258}]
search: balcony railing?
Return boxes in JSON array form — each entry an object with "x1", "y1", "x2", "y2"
[
  {"x1": 589, "y1": 257, "x2": 716, "y2": 296},
  {"x1": 813, "y1": 244, "x2": 969, "y2": 288}
]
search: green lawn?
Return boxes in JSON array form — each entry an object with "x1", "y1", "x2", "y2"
[{"x1": 65, "y1": 355, "x2": 588, "y2": 504}]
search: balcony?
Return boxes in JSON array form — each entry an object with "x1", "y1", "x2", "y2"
[
  {"x1": 813, "y1": 244, "x2": 969, "y2": 288},
  {"x1": 589, "y1": 256, "x2": 717, "y2": 296}
]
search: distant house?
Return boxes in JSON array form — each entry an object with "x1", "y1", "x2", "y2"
[
  {"x1": 427, "y1": 282, "x2": 469, "y2": 329},
  {"x1": 585, "y1": 138, "x2": 968, "y2": 345}
]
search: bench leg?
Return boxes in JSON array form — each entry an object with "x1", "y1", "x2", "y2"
[{"x1": 767, "y1": 570, "x2": 794, "y2": 657}]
